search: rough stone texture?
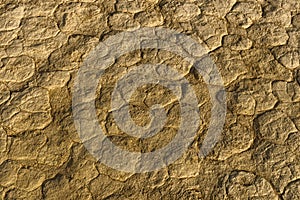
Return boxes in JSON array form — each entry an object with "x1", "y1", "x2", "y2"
[
  {"x1": 0, "y1": 56, "x2": 35, "y2": 83},
  {"x1": 174, "y1": 3, "x2": 201, "y2": 23},
  {"x1": 0, "y1": 0, "x2": 300, "y2": 199},
  {"x1": 227, "y1": 1, "x2": 262, "y2": 28},
  {"x1": 211, "y1": 171, "x2": 280, "y2": 199}
]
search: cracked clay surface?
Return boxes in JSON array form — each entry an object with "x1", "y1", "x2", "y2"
[{"x1": 0, "y1": 0, "x2": 300, "y2": 199}]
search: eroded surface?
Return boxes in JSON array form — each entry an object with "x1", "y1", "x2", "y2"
[{"x1": 0, "y1": 0, "x2": 300, "y2": 199}]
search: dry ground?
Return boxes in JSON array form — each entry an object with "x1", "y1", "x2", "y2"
[{"x1": 0, "y1": 0, "x2": 300, "y2": 199}]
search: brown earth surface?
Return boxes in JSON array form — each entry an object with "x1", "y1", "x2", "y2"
[{"x1": 1, "y1": 0, "x2": 300, "y2": 199}]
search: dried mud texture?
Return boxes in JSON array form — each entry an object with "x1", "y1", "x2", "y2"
[{"x1": 0, "y1": 0, "x2": 300, "y2": 199}]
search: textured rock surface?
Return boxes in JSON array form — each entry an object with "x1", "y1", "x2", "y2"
[{"x1": 0, "y1": 0, "x2": 300, "y2": 199}]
